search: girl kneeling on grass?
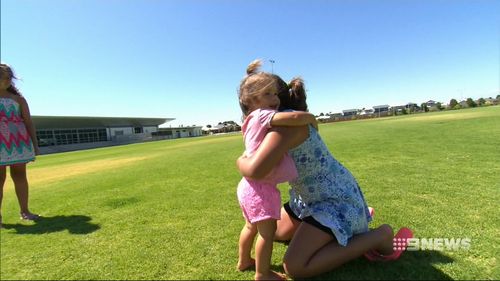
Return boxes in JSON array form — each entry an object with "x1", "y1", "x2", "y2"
[
  {"x1": 237, "y1": 65, "x2": 414, "y2": 279},
  {"x1": 236, "y1": 60, "x2": 318, "y2": 280}
]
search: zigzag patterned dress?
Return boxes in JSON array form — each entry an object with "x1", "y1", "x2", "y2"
[{"x1": 0, "y1": 97, "x2": 35, "y2": 165}]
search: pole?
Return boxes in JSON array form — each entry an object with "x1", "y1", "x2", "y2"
[{"x1": 269, "y1": 59, "x2": 275, "y2": 74}]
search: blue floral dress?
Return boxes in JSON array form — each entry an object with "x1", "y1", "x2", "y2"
[{"x1": 288, "y1": 125, "x2": 372, "y2": 246}]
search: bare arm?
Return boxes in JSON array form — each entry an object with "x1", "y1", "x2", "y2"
[
  {"x1": 18, "y1": 96, "x2": 40, "y2": 155},
  {"x1": 271, "y1": 111, "x2": 318, "y2": 130},
  {"x1": 237, "y1": 125, "x2": 309, "y2": 179}
]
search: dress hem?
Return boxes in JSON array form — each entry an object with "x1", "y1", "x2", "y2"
[{"x1": 0, "y1": 157, "x2": 35, "y2": 166}]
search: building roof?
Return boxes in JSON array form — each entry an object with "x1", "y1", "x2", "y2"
[
  {"x1": 392, "y1": 105, "x2": 406, "y2": 109},
  {"x1": 33, "y1": 115, "x2": 174, "y2": 129},
  {"x1": 373, "y1": 105, "x2": 390, "y2": 109},
  {"x1": 159, "y1": 125, "x2": 202, "y2": 130},
  {"x1": 342, "y1": 109, "x2": 358, "y2": 113}
]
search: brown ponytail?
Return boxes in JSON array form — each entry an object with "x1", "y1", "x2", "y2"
[
  {"x1": 278, "y1": 77, "x2": 308, "y2": 111},
  {"x1": 238, "y1": 59, "x2": 276, "y2": 117},
  {"x1": 246, "y1": 59, "x2": 261, "y2": 76}
]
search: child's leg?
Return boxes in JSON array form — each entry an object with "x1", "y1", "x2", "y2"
[
  {"x1": 283, "y1": 223, "x2": 394, "y2": 279},
  {"x1": 0, "y1": 166, "x2": 6, "y2": 208},
  {"x1": 9, "y1": 164, "x2": 31, "y2": 215},
  {"x1": 254, "y1": 219, "x2": 285, "y2": 280},
  {"x1": 0, "y1": 166, "x2": 6, "y2": 223},
  {"x1": 238, "y1": 219, "x2": 258, "y2": 271}
]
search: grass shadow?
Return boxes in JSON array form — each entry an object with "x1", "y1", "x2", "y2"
[
  {"x1": 308, "y1": 250, "x2": 455, "y2": 280},
  {"x1": 2, "y1": 215, "x2": 100, "y2": 235}
]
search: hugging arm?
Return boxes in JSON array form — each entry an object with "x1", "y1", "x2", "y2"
[
  {"x1": 271, "y1": 111, "x2": 318, "y2": 130},
  {"x1": 237, "y1": 126, "x2": 308, "y2": 180}
]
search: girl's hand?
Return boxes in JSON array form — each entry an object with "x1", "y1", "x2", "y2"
[
  {"x1": 236, "y1": 153, "x2": 246, "y2": 166},
  {"x1": 311, "y1": 119, "x2": 319, "y2": 131},
  {"x1": 34, "y1": 146, "x2": 41, "y2": 156}
]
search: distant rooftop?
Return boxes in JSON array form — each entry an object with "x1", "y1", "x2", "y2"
[{"x1": 33, "y1": 115, "x2": 174, "y2": 129}]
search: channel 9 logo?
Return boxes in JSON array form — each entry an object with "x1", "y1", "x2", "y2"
[{"x1": 394, "y1": 237, "x2": 471, "y2": 251}]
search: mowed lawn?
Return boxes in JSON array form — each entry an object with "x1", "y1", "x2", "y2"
[{"x1": 1, "y1": 106, "x2": 499, "y2": 280}]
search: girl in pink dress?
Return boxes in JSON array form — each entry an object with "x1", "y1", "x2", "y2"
[
  {"x1": 236, "y1": 60, "x2": 317, "y2": 280},
  {"x1": 0, "y1": 63, "x2": 40, "y2": 228}
]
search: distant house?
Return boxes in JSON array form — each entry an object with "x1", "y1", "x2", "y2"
[
  {"x1": 372, "y1": 105, "x2": 390, "y2": 113},
  {"x1": 426, "y1": 100, "x2": 437, "y2": 107},
  {"x1": 459, "y1": 100, "x2": 469, "y2": 108},
  {"x1": 202, "y1": 122, "x2": 241, "y2": 134},
  {"x1": 359, "y1": 108, "x2": 374, "y2": 116},
  {"x1": 391, "y1": 105, "x2": 406, "y2": 114},
  {"x1": 406, "y1": 102, "x2": 418, "y2": 108},
  {"x1": 316, "y1": 115, "x2": 332, "y2": 122},
  {"x1": 342, "y1": 109, "x2": 358, "y2": 117},
  {"x1": 329, "y1": 113, "x2": 343, "y2": 118},
  {"x1": 406, "y1": 102, "x2": 419, "y2": 112},
  {"x1": 484, "y1": 97, "x2": 499, "y2": 105},
  {"x1": 202, "y1": 124, "x2": 226, "y2": 134},
  {"x1": 156, "y1": 125, "x2": 203, "y2": 138}
]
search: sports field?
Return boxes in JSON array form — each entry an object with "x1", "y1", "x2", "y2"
[{"x1": 1, "y1": 106, "x2": 499, "y2": 280}]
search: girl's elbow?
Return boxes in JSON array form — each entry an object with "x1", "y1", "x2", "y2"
[
  {"x1": 244, "y1": 168, "x2": 263, "y2": 179},
  {"x1": 237, "y1": 161, "x2": 256, "y2": 178},
  {"x1": 250, "y1": 169, "x2": 267, "y2": 180},
  {"x1": 241, "y1": 166, "x2": 266, "y2": 180}
]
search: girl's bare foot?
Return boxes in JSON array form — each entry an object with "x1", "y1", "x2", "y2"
[
  {"x1": 255, "y1": 270, "x2": 287, "y2": 280},
  {"x1": 375, "y1": 224, "x2": 395, "y2": 255},
  {"x1": 237, "y1": 258, "x2": 255, "y2": 271},
  {"x1": 366, "y1": 227, "x2": 414, "y2": 262}
]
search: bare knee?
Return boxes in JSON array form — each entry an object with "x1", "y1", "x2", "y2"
[
  {"x1": 256, "y1": 219, "x2": 277, "y2": 241},
  {"x1": 283, "y1": 252, "x2": 308, "y2": 279},
  {"x1": 244, "y1": 222, "x2": 258, "y2": 235},
  {"x1": 283, "y1": 261, "x2": 307, "y2": 279},
  {"x1": 245, "y1": 225, "x2": 258, "y2": 235},
  {"x1": 9, "y1": 165, "x2": 27, "y2": 181}
]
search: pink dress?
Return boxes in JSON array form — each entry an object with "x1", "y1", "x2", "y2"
[{"x1": 237, "y1": 108, "x2": 298, "y2": 223}]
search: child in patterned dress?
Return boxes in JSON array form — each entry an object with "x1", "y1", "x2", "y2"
[
  {"x1": 0, "y1": 63, "x2": 40, "y2": 228},
  {"x1": 236, "y1": 60, "x2": 318, "y2": 280}
]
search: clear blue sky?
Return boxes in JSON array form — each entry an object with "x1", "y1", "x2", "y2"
[{"x1": 2, "y1": 0, "x2": 499, "y2": 127}]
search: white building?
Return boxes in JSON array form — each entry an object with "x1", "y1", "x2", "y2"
[
  {"x1": 156, "y1": 126, "x2": 203, "y2": 138},
  {"x1": 342, "y1": 109, "x2": 358, "y2": 116},
  {"x1": 34, "y1": 115, "x2": 174, "y2": 154},
  {"x1": 372, "y1": 105, "x2": 390, "y2": 113}
]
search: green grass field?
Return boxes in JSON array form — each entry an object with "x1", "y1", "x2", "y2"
[{"x1": 1, "y1": 106, "x2": 499, "y2": 280}]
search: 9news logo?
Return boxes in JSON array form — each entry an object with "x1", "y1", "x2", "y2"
[{"x1": 394, "y1": 237, "x2": 471, "y2": 251}]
